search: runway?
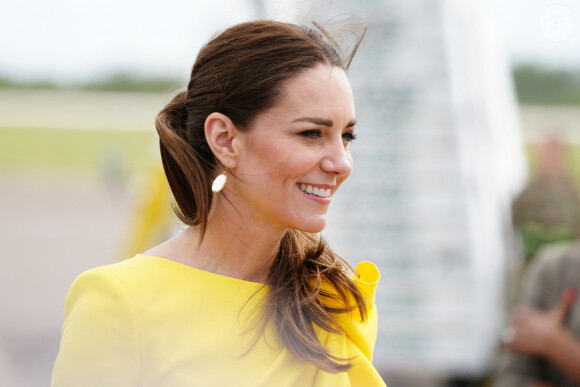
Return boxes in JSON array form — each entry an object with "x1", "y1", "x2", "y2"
[{"x1": 0, "y1": 173, "x2": 130, "y2": 386}]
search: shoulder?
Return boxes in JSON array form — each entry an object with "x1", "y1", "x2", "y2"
[
  {"x1": 64, "y1": 256, "x2": 165, "y2": 315},
  {"x1": 528, "y1": 241, "x2": 580, "y2": 281},
  {"x1": 63, "y1": 262, "x2": 138, "y2": 321},
  {"x1": 523, "y1": 241, "x2": 580, "y2": 308},
  {"x1": 54, "y1": 262, "x2": 142, "y2": 386},
  {"x1": 69, "y1": 255, "x2": 175, "y2": 292},
  {"x1": 64, "y1": 255, "x2": 228, "y2": 317}
]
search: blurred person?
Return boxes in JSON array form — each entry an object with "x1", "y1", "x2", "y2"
[
  {"x1": 512, "y1": 135, "x2": 580, "y2": 263},
  {"x1": 51, "y1": 20, "x2": 386, "y2": 387},
  {"x1": 494, "y1": 241, "x2": 580, "y2": 386}
]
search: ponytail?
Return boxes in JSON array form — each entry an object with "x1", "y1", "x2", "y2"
[{"x1": 155, "y1": 91, "x2": 215, "y2": 236}]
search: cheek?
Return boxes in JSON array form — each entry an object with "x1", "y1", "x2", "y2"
[
  {"x1": 241, "y1": 137, "x2": 281, "y2": 169},
  {"x1": 254, "y1": 139, "x2": 316, "y2": 173}
]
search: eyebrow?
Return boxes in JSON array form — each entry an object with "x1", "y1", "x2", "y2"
[{"x1": 293, "y1": 117, "x2": 357, "y2": 128}]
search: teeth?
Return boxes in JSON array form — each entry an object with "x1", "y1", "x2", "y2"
[{"x1": 298, "y1": 184, "x2": 331, "y2": 198}]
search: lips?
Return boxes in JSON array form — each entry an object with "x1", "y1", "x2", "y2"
[{"x1": 298, "y1": 183, "x2": 331, "y2": 198}]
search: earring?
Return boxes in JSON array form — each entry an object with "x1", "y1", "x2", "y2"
[{"x1": 212, "y1": 169, "x2": 227, "y2": 193}]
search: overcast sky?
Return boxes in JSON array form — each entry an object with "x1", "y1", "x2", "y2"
[
  {"x1": 1, "y1": 0, "x2": 579, "y2": 83},
  {"x1": 490, "y1": 0, "x2": 580, "y2": 67}
]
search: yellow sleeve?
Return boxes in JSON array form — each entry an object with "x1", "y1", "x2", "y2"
[{"x1": 51, "y1": 268, "x2": 139, "y2": 387}]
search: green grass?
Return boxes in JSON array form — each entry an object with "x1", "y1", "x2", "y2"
[{"x1": 0, "y1": 127, "x2": 156, "y2": 177}]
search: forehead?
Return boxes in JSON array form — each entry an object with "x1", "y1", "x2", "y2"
[{"x1": 266, "y1": 64, "x2": 355, "y2": 121}]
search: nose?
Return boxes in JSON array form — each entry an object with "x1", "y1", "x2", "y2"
[{"x1": 320, "y1": 139, "x2": 353, "y2": 177}]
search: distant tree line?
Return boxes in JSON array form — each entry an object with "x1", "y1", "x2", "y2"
[
  {"x1": 2, "y1": 64, "x2": 580, "y2": 105},
  {"x1": 513, "y1": 64, "x2": 580, "y2": 106},
  {"x1": 0, "y1": 72, "x2": 183, "y2": 94}
]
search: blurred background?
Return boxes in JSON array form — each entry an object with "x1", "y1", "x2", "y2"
[{"x1": 1, "y1": 0, "x2": 580, "y2": 386}]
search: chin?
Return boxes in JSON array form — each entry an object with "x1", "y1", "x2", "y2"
[{"x1": 293, "y1": 218, "x2": 327, "y2": 234}]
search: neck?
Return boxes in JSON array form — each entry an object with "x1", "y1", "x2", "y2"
[{"x1": 182, "y1": 198, "x2": 286, "y2": 283}]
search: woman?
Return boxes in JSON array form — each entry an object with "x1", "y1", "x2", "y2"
[{"x1": 51, "y1": 20, "x2": 386, "y2": 387}]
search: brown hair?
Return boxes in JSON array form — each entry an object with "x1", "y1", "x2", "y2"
[{"x1": 155, "y1": 20, "x2": 367, "y2": 373}]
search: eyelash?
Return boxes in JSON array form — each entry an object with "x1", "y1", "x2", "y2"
[
  {"x1": 299, "y1": 130, "x2": 321, "y2": 139},
  {"x1": 298, "y1": 130, "x2": 358, "y2": 143},
  {"x1": 342, "y1": 131, "x2": 358, "y2": 142}
]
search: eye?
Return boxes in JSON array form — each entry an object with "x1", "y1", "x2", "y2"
[
  {"x1": 342, "y1": 131, "x2": 358, "y2": 143},
  {"x1": 299, "y1": 129, "x2": 322, "y2": 139}
]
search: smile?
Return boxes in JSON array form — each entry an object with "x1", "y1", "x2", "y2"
[{"x1": 298, "y1": 184, "x2": 331, "y2": 198}]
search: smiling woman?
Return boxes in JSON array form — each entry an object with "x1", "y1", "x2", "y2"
[
  {"x1": 220, "y1": 64, "x2": 356, "y2": 234},
  {"x1": 51, "y1": 20, "x2": 386, "y2": 387}
]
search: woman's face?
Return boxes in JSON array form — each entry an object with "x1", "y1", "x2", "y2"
[{"x1": 231, "y1": 63, "x2": 356, "y2": 233}]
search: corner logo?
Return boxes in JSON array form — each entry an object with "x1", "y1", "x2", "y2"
[{"x1": 539, "y1": 5, "x2": 576, "y2": 42}]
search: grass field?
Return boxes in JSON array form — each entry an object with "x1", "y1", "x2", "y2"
[
  {"x1": 0, "y1": 89, "x2": 164, "y2": 178},
  {"x1": 0, "y1": 127, "x2": 155, "y2": 177}
]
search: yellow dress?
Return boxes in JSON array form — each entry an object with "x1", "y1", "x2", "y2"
[{"x1": 51, "y1": 254, "x2": 386, "y2": 387}]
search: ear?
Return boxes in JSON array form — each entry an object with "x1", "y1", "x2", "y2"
[{"x1": 204, "y1": 112, "x2": 239, "y2": 169}]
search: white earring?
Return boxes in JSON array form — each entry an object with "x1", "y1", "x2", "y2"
[{"x1": 212, "y1": 169, "x2": 227, "y2": 193}]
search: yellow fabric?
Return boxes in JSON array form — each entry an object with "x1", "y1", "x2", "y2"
[{"x1": 51, "y1": 255, "x2": 386, "y2": 387}]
